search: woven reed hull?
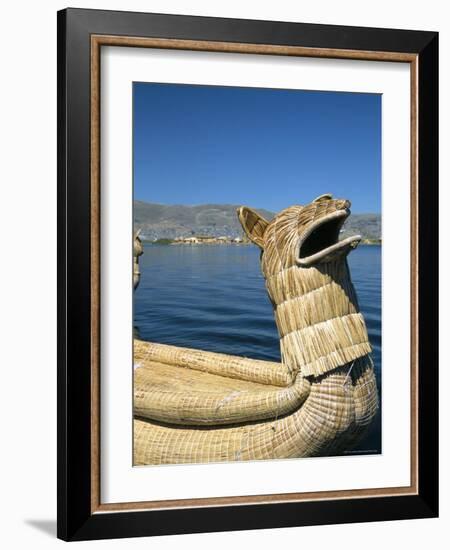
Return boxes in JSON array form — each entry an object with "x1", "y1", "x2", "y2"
[
  {"x1": 134, "y1": 339, "x2": 293, "y2": 386},
  {"x1": 134, "y1": 354, "x2": 378, "y2": 465}
]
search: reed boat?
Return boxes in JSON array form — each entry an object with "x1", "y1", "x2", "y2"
[{"x1": 133, "y1": 194, "x2": 379, "y2": 465}]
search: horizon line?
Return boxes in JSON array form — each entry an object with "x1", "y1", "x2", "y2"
[{"x1": 134, "y1": 197, "x2": 381, "y2": 216}]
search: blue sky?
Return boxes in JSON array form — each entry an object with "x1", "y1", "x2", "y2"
[{"x1": 133, "y1": 83, "x2": 381, "y2": 214}]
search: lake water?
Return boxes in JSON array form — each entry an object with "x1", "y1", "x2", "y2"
[{"x1": 134, "y1": 244, "x2": 382, "y2": 455}]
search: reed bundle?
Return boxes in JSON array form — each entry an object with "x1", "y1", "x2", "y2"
[
  {"x1": 134, "y1": 356, "x2": 376, "y2": 464},
  {"x1": 134, "y1": 339, "x2": 293, "y2": 386},
  {"x1": 133, "y1": 230, "x2": 143, "y2": 290},
  {"x1": 134, "y1": 349, "x2": 310, "y2": 426}
]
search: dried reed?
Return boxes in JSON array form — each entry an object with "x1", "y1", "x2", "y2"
[{"x1": 133, "y1": 195, "x2": 379, "y2": 465}]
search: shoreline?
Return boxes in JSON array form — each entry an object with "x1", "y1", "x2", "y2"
[{"x1": 142, "y1": 240, "x2": 382, "y2": 246}]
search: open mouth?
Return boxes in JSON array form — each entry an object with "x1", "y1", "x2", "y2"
[{"x1": 297, "y1": 209, "x2": 361, "y2": 267}]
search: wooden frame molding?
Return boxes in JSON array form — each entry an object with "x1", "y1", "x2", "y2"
[{"x1": 90, "y1": 35, "x2": 419, "y2": 514}]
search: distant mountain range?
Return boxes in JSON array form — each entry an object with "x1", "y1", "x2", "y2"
[{"x1": 134, "y1": 200, "x2": 381, "y2": 241}]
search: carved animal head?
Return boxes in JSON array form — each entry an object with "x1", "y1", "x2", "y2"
[{"x1": 237, "y1": 194, "x2": 361, "y2": 277}]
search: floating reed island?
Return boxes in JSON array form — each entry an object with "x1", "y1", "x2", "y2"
[{"x1": 133, "y1": 194, "x2": 379, "y2": 465}]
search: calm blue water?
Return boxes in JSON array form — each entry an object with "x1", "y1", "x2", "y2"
[{"x1": 134, "y1": 244, "x2": 382, "y2": 454}]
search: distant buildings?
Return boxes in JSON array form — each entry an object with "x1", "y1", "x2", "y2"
[{"x1": 171, "y1": 235, "x2": 245, "y2": 245}]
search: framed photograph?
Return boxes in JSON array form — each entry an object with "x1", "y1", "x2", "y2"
[{"x1": 57, "y1": 8, "x2": 438, "y2": 541}]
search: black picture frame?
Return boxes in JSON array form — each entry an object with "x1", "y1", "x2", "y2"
[{"x1": 57, "y1": 7, "x2": 438, "y2": 541}]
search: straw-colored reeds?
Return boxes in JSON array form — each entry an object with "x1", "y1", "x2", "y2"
[
  {"x1": 133, "y1": 194, "x2": 379, "y2": 465},
  {"x1": 253, "y1": 197, "x2": 371, "y2": 378},
  {"x1": 134, "y1": 349, "x2": 310, "y2": 426},
  {"x1": 134, "y1": 355, "x2": 376, "y2": 464},
  {"x1": 133, "y1": 230, "x2": 143, "y2": 290},
  {"x1": 134, "y1": 339, "x2": 294, "y2": 386}
]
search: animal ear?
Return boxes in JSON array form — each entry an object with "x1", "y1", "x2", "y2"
[
  {"x1": 313, "y1": 193, "x2": 333, "y2": 203},
  {"x1": 237, "y1": 207, "x2": 269, "y2": 249}
]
